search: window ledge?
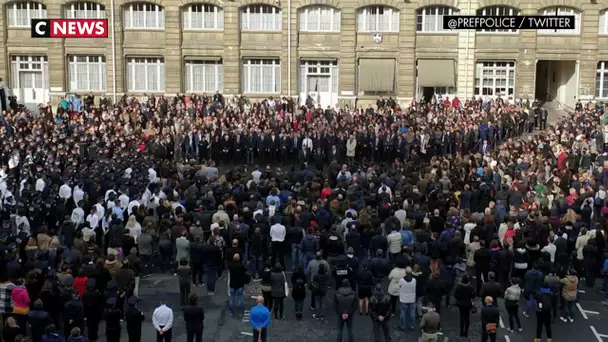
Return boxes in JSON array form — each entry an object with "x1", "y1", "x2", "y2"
[
  {"x1": 241, "y1": 30, "x2": 282, "y2": 33},
  {"x1": 7, "y1": 26, "x2": 32, "y2": 30},
  {"x1": 183, "y1": 28, "x2": 224, "y2": 32},
  {"x1": 416, "y1": 31, "x2": 458, "y2": 35},
  {"x1": 123, "y1": 28, "x2": 166, "y2": 31},
  {"x1": 476, "y1": 32, "x2": 519, "y2": 35}
]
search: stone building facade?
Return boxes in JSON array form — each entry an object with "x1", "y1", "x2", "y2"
[{"x1": 0, "y1": 0, "x2": 606, "y2": 109}]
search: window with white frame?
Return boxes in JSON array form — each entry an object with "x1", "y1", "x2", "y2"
[
  {"x1": 68, "y1": 56, "x2": 107, "y2": 92},
  {"x1": 357, "y1": 6, "x2": 399, "y2": 32},
  {"x1": 416, "y1": 6, "x2": 458, "y2": 33},
  {"x1": 184, "y1": 59, "x2": 224, "y2": 92},
  {"x1": 476, "y1": 6, "x2": 519, "y2": 33},
  {"x1": 65, "y1": 2, "x2": 106, "y2": 19},
  {"x1": 123, "y1": 3, "x2": 165, "y2": 29},
  {"x1": 183, "y1": 4, "x2": 224, "y2": 30},
  {"x1": 242, "y1": 59, "x2": 280, "y2": 93},
  {"x1": 596, "y1": 62, "x2": 608, "y2": 98},
  {"x1": 126, "y1": 57, "x2": 165, "y2": 92},
  {"x1": 240, "y1": 5, "x2": 281, "y2": 31},
  {"x1": 299, "y1": 60, "x2": 339, "y2": 94},
  {"x1": 474, "y1": 61, "x2": 516, "y2": 99},
  {"x1": 538, "y1": 7, "x2": 580, "y2": 35},
  {"x1": 10, "y1": 56, "x2": 49, "y2": 90},
  {"x1": 299, "y1": 6, "x2": 340, "y2": 32},
  {"x1": 600, "y1": 10, "x2": 608, "y2": 34},
  {"x1": 7, "y1": 2, "x2": 48, "y2": 28}
]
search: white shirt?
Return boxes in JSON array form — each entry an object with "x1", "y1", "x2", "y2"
[
  {"x1": 128, "y1": 200, "x2": 141, "y2": 216},
  {"x1": 73, "y1": 186, "x2": 85, "y2": 205},
  {"x1": 148, "y1": 168, "x2": 158, "y2": 183},
  {"x1": 104, "y1": 189, "x2": 117, "y2": 202},
  {"x1": 71, "y1": 207, "x2": 85, "y2": 224},
  {"x1": 15, "y1": 216, "x2": 30, "y2": 235},
  {"x1": 303, "y1": 137, "x2": 313, "y2": 150},
  {"x1": 152, "y1": 304, "x2": 174, "y2": 332},
  {"x1": 270, "y1": 223, "x2": 286, "y2": 242},
  {"x1": 542, "y1": 243, "x2": 556, "y2": 263},
  {"x1": 94, "y1": 203, "x2": 105, "y2": 221},
  {"x1": 86, "y1": 213, "x2": 100, "y2": 229},
  {"x1": 35, "y1": 178, "x2": 46, "y2": 192},
  {"x1": 59, "y1": 184, "x2": 72, "y2": 200},
  {"x1": 119, "y1": 194, "x2": 130, "y2": 209},
  {"x1": 8, "y1": 155, "x2": 19, "y2": 169},
  {"x1": 251, "y1": 170, "x2": 262, "y2": 184}
]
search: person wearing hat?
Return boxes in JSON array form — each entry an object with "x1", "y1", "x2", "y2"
[
  {"x1": 105, "y1": 297, "x2": 122, "y2": 342},
  {"x1": 63, "y1": 289, "x2": 84, "y2": 339},
  {"x1": 83, "y1": 278, "x2": 102, "y2": 341},
  {"x1": 125, "y1": 296, "x2": 144, "y2": 342}
]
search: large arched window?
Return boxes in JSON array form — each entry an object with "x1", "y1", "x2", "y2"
[
  {"x1": 357, "y1": 6, "x2": 399, "y2": 32},
  {"x1": 240, "y1": 5, "x2": 281, "y2": 31},
  {"x1": 600, "y1": 10, "x2": 608, "y2": 34},
  {"x1": 416, "y1": 6, "x2": 458, "y2": 33},
  {"x1": 65, "y1": 2, "x2": 105, "y2": 18},
  {"x1": 7, "y1": 1, "x2": 47, "y2": 28},
  {"x1": 476, "y1": 6, "x2": 519, "y2": 33},
  {"x1": 538, "y1": 7, "x2": 580, "y2": 35},
  {"x1": 123, "y1": 3, "x2": 165, "y2": 29},
  {"x1": 299, "y1": 6, "x2": 340, "y2": 32},
  {"x1": 183, "y1": 4, "x2": 223, "y2": 30}
]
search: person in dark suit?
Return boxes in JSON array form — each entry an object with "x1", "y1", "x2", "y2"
[
  {"x1": 245, "y1": 131, "x2": 254, "y2": 165},
  {"x1": 299, "y1": 146, "x2": 311, "y2": 165},
  {"x1": 480, "y1": 296, "x2": 500, "y2": 342},
  {"x1": 329, "y1": 145, "x2": 339, "y2": 162},
  {"x1": 256, "y1": 132, "x2": 265, "y2": 164},
  {"x1": 280, "y1": 133, "x2": 291, "y2": 163},
  {"x1": 232, "y1": 132, "x2": 243, "y2": 162},
  {"x1": 125, "y1": 296, "x2": 144, "y2": 342},
  {"x1": 183, "y1": 293, "x2": 205, "y2": 342}
]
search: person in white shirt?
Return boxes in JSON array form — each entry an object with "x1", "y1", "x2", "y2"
[
  {"x1": 71, "y1": 207, "x2": 85, "y2": 225},
  {"x1": 86, "y1": 207, "x2": 100, "y2": 230},
  {"x1": 59, "y1": 183, "x2": 72, "y2": 201},
  {"x1": 35, "y1": 176, "x2": 46, "y2": 192},
  {"x1": 251, "y1": 168, "x2": 262, "y2": 185},
  {"x1": 269, "y1": 218, "x2": 286, "y2": 267},
  {"x1": 104, "y1": 189, "x2": 117, "y2": 202},
  {"x1": 119, "y1": 192, "x2": 130, "y2": 210},
  {"x1": 72, "y1": 185, "x2": 84, "y2": 205},
  {"x1": 152, "y1": 299, "x2": 174, "y2": 342},
  {"x1": 542, "y1": 235, "x2": 557, "y2": 263}
]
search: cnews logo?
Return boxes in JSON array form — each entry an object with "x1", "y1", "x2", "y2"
[{"x1": 31, "y1": 19, "x2": 108, "y2": 38}]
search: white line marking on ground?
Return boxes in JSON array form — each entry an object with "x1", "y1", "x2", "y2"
[
  {"x1": 250, "y1": 296, "x2": 258, "y2": 299},
  {"x1": 505, "y1": 336, "x2": 511, "y2": 342},
  {"x1": 437, "y1": 332, "x2": 443, "y2": 335},
  {"x1": 590, "y1": 326, "x2": 605, "y2": 341},
  {"x1": 578, "y1": 290, "x2": 586, "y2": 293},
  {"x1": 499, "y1": 316, "x2": 505, "y2": 328},
  {"x1": 153, "y1": 279, "x2": 162, "y2": 286},
  {"x1": 241, "y1": 332, "x2": 254, "y2": 336},
  {"x1": 577, "y1": 303, "x2": 589, "y2": 319}
]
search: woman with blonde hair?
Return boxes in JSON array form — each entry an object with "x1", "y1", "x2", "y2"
[
  {"x1": 125, "y1": 215, "x2": 142, "y2": 244},
  {"x1": 3, "y1": 317, "x2": 21, "y2": 342},
  {"x1": 562, "y1": 209, "x2": 577, "y2": 225}
]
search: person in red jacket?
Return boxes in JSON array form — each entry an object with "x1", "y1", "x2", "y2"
[{"x1": 73, "y1": 272, "x2": 89, "y2": 298}]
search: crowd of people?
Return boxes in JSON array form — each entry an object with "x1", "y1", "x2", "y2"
[{"x1": 0, "y1": 90, "x2": 604, "y2": 342}]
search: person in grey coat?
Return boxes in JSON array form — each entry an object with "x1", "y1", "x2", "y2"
[
  {"x1": 269, "y1": 263, "x2": 287, "y2": 319},
  {"x1": 175, "y1": 231, "x2": 190, "y2": 264},
  {"x1": 334, "y1": 279, "x2": 357, "y2": 342}
]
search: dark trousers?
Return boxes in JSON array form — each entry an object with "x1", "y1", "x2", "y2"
[
  {"x1": 192, "y1": 263, "x2": 204, "y2": 285},
  {"x1": 272, "y1": 297, "x2": 284, "y2": 318},
  {"x1": 390, "y1": 295, "x2": 399, "y2": 315},
  {"x1": 372, "y1": 320, "x2": 391, "y2": 342},
  {"x1": 481, "y1": 331, "x2": 497, "y2": 342},
  {"x1": 271, "y1": 241, "x2": 285, "y2": 268},
  {"x1": 475, "y1": 268, "x2": 488, "y2": 295},
  {"x1": 458, "y1": 306, "x2": 470, "y2": 336},
  {"x1": 86, "y1": 317, "x2": 100, "y2": 340},
  {"x1": 186, "y1": 331, "x2": 202, "y2": 342},
  {"x1": 536, "y1": 311, "x2": 552, "y2": 339},
  {"x1": 337, "y1": 317, "x2": 354, "y2": 342},
  {"x1": 253, "y1": 328, "x2": 267, "y2": 342},
  {"x1": 157, "y1": 328, "x2": 172, "y2": 342},
  {"x1": 128, "y1": 333, "x2": 142, "y2": 342},
  {"x1": 180, "y1": 284, "x2": 191, "y2": 306},
  {"x1": 106, "y1": 328, "x2": 121, "y2": 342},
  {"x1": 263, "y1": 291, "x2": 273, "y2": 310},
  {"x1": 506, "y1": 305, "x2": 521, "y2": 330}
]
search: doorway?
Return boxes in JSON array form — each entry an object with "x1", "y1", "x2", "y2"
[{"x1": 535, "y1": 60, "x2": 578, "y2": 108}]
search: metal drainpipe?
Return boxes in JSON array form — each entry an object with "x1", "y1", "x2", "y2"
[
  {"x1": 287, "y1": 0, "x2": 291, "y2": 97},
  {"x1": 110, "y1": 0, "x2": 117, "y2": 103}
]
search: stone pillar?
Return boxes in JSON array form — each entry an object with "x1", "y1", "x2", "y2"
[
  {"x1": 223, "y1": 4, "x2": 240, "y2": 95},
  {"x1": 397, "y1": 3, "x2": 416, "y2": 103},
  {"x1": 47, "y1": 0, "x2": 65, "y2": 102},
  {"x1": 281, "y1": 2, "x2": 298, "y2": 97},
  {"x1": 456, "y1": 0, "x2": 478, "y2": 99},
  {"x1": 338, "y1": 6, "x2": 356, "y2": 107},
  {"x1": 579, "y1": 4, "x2": 599, "y2": 101},
  {"x1": 106, "y1": 4, "x2": 125, "y2": 100},
  {"x1": 0, "y1": 5, "x2": 6, "y2": 91},
  {"x1": 516, "y1": 6, "x2": 537, "y2": 100},
  {"x1": 164, "y1": 5, "x2": 182, "y2": 93}
]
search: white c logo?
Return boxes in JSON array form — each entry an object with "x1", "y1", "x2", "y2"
[{"x1": 35, "y1": 21, "x2": 47, "y2": 35}]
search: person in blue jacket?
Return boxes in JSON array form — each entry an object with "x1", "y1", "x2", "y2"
[{"x1": 250, "y1": 296, "x2": 271, "y2": 342}]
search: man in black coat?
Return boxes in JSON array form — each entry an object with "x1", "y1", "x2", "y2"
[
  {"x1": 334, "y1": 279, "x2": 357, "y2": 342},
  {"x1": 63, "y1": 290, "x2": 84, "y2": 338},
  {"x1": 27, "y1": 299, "x2": 50, "y2": 342},
  {"x1": 369, "y1": 283, "x2": 392, "y2": 342},
  {"x1": 480, "y1": 272, "x2": 503, "y2": 306},
  {"x1": 125, "y1": 296, "x2": 144, "y2": 342},
  {"x1": 82, "y1": 279, "x2": 103, "y2": 341},
  {"x1": 480, "y1": 296, "x2": 500, "y2": 342},
  {"x1": 183, "y1": 293, "x2": 205, "y2": 342}
]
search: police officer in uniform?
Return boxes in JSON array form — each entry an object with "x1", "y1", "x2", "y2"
[
  {"x1": 63, "y1": 290, "x2": 84, "y2": 338},
  {"x1": 83, "y1": 278, "x2": 103, "y2": 341},
  {"x1": 125, "y1": 296, "x2": 145, "y2": 342},
  {"x1": 105, "y1": 297, "x2": 123, "y2": 342}
]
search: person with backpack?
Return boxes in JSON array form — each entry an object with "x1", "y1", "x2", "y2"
[
  {"x1": 534, "y1": 282, "x2": 553, "y2": 342},
  {"x1": 290, "y1": 265, "x2": 307, "y2": 319}
]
